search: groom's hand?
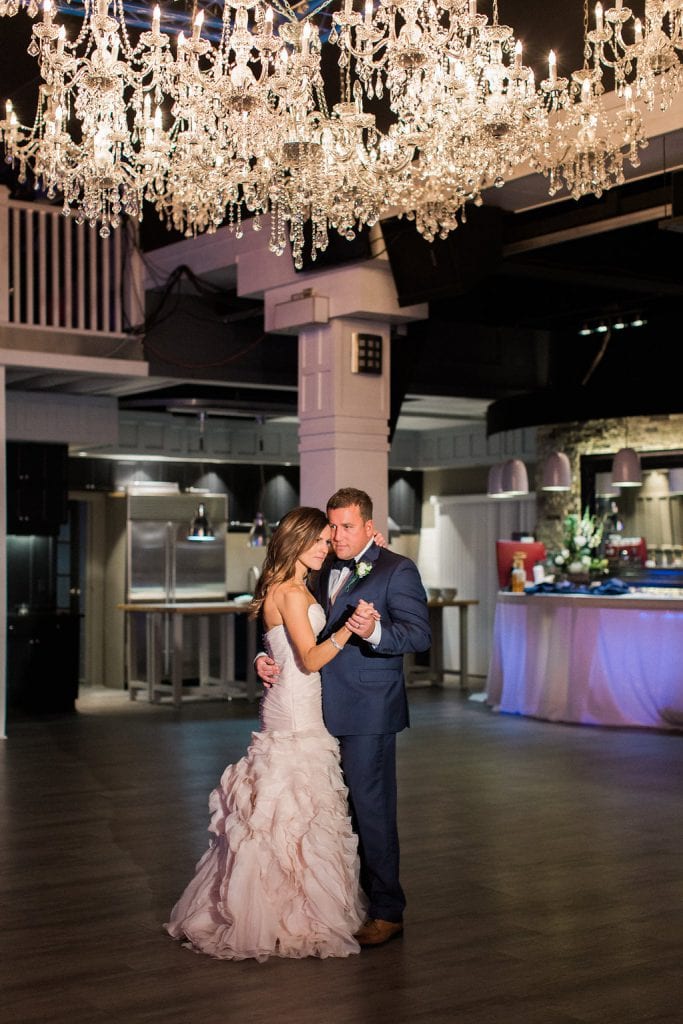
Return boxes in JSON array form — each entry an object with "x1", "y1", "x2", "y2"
[
  {"x1": 255, "y1": 654, "x2": 280, "y2": 688},
  {"x1": 347, "y1": 599, "x2": 380, "y2": 639}
]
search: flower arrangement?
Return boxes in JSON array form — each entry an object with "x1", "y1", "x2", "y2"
[{"x1": 553, "y1": 507, "x2": 609, "y2": 574}]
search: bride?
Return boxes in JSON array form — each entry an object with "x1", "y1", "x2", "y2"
[{"x1": 165, "y1": 506, "x2": 377, "y2": 961}]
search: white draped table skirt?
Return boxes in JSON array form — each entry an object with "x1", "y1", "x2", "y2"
[{"x1": 486, "y1": 593, "x2": 683, "y2": 730}]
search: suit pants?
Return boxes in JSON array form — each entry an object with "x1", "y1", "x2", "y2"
[{"x1": 338, "y1": 732, "x2": 405, "y2": 923}]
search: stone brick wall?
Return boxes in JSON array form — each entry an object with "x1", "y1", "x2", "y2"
[{"x1": 535, "y1": 415, "x2": 683, "y2": 553}]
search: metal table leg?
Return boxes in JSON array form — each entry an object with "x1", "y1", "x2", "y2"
[
  {"x1": 170, "y1": 611, "x2": 183, "y2": 708},
  {"x1": 459, "y1": 604, "x2": 470, "y2": 692}
]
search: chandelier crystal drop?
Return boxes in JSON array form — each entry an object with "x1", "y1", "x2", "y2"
[{"x1": 0, "y1": 0, "x2": 681, "y2": 265}]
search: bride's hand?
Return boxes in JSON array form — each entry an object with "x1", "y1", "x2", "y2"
[
  {"x1": 346, "y1": 599, "x2": 380, "y2": 638},
  {"x1": 373, "y1": 531, "x2": 388, "y2": 548}
]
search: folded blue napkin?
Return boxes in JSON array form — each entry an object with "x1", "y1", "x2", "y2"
[{"x1": 522, "y1": 578, "x2": 630, "y2": 596}]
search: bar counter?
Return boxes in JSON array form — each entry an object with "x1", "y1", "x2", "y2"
[{"x1": 486, "y1": 591, "x2": 683, "y2": 730}]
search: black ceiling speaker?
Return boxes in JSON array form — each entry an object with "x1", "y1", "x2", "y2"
[{"x1": 380, "y1": 204, "x2": 503, "y2": 307}]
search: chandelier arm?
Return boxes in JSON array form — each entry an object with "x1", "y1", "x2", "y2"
[
  {"x1": 336, "y1": 33, "x2": 388, "y2": 63},
  {"x1": 302, "y1": 0, "x2": 337, "y2": 15},
  {"x1": 269, "y1": 0, "x2": 300, "y2": 24}
]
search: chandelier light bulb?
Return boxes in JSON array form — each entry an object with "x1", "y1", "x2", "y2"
[{"x1": 301, "y1": 20, "x2": 311, "y2": 54}]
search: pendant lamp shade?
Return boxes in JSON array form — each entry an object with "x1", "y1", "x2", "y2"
[
  {"x1": 487, "y1": 463, "x2": 505, "y2": 498},
  {"x1": 595, "y1": 471, "x2": 620, "y2": 498},
  {"x1": 501, "y1": 458, "x2": 529, "y2": 496},
  {"x1": 611, "y1": 447, "x2": 642, "y2": 487},
  {"x1": 668, "y1": 468, "x2": 683, "y2": 495},
  {"x1": 541, "y1": 451, "x2": 572, "y2": 492}
]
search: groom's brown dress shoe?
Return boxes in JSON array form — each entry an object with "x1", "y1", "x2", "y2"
[{"x1": 354, "y1": 919, "x2": 404, "y2": 947}]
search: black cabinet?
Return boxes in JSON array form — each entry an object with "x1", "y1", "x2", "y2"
[
  {"x1": 6, "y1": 442, "x2": 68, "y2": 536},
  {"x1": 7, "y1": 613, "x2": 79, "y2": 714}
]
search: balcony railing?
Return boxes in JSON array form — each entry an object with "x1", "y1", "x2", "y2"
[{"x1": 0, "y1": 186, "x2": 144, "y2": 340}]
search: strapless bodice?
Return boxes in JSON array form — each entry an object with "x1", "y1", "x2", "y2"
[{"x1": 261, "y1": 603, "x2": 327, "y2": 733}]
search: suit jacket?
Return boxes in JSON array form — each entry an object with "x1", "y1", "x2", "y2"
[{"x1": 311, "y1": 542, "x2": 431, "y2": 737}]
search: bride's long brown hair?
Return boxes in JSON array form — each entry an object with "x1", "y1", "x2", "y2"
[{"x1": 249, "y1": 506, "x2": 329, "y2": 619}]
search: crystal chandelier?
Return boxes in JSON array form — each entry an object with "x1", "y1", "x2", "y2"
[
  {"x1": 331, "y1": 0, "x2": 550, "y2": 240},
  {"x1": 531, "y1": 0, "x2": 650, "y2": 201},
  {"x1": 0, "y1": 0, "x2": 681, "y2": 266}
]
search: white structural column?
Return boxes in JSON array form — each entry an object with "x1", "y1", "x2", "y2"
[
  {"x1": 298, "y1": 321, "x2": 391, "y2": 529},
  {"x1": 251, "y1": 252, "x2": 427, "y2": 530}
]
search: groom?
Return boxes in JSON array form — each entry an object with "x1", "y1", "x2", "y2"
[{"x1": 256, "y1": 487, "x2": 431, "y2": 947}]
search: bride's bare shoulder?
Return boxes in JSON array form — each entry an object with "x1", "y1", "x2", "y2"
[{"x1": 270, "y1": 580, "x2": 309, "y2": 608}]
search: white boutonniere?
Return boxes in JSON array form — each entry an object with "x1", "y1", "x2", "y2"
[{"x1": 344, "y1": 561, "x2": 373, "y2": 592}]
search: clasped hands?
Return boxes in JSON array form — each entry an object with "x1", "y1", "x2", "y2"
[
  {"x1": 256, "y1": 599, "x2": 380, "y2": 688},
  {"x1": 346, "y1": 598, "x2": 381, "y2": 638}
]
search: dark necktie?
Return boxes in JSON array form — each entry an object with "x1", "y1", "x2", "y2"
[{"x1": 332, "y1": 557, "x2": 356, "y2": 571}]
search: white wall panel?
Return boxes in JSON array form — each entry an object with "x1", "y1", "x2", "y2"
[{"x1": 429, "y1": 494, "x2": 537, "y2": 682}]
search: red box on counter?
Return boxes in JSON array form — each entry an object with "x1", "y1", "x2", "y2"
[{"x1": 604, "y1": 538, "x2": 647, "y2": 564}]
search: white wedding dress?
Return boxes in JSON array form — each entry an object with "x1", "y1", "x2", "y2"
[{"x1": 165, "y1": 603, "x2": 365, "y2": 961}]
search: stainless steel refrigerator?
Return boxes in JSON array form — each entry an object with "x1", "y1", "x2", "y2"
[
  {"x1": 126, "y1": 492, "x2": 227, "y2": 603},
  {"x1": 126, "y1": 492, "x2": 228, "y2": 684}
]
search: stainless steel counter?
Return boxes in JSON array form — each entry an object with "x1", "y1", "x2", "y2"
[{"x1": 118, "y1": 601, "x2": 257, "y2": 708}]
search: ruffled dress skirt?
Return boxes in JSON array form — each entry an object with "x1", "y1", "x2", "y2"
[{"x1": 165, "y1": 608, "x2": 365, "y2": 961}]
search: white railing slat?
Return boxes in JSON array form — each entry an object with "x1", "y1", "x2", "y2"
[
  {"x1": 64, "y1": 218, "x2": 73, "y2": 329},
  {"x1": 38, "y1": 210, "x2": 47, "y2": 326},
  {"x1": 113, "y1": 228, "x2": 122, "y2": 333},
  {"x1": 11, "y1": 207, "x2": 22, "y2": 324},
  {"x1": 25, "y1": 210, "x2": 34, "y2": 326},
  {"x1": 89, "y1": 228, "x2": 98, "y2": 331},
  {"x1": 51, "y1": 213, "x2": 60, "y2": 326},
  {"x1": 101, "y1": 233, "x2": 110, "y2": 332},
  {"x1": 77, "y1": 222, "x2": 86, "y2": 330}
]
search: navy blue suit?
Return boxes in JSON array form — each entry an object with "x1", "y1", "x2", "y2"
[{"x1": 312, "y1": 542, "x2": 431, "y2": 922}]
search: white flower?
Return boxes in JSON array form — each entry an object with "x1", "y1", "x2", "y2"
[
  {"x1": 344, "y1": 560, "x2": 373, "y2": 593},
  {"x1": 554, "y1": 554, "x2": 565, "y2": 566},
  {"x1": 581, "y1": 554, "x2": 591, "y2": 566}
]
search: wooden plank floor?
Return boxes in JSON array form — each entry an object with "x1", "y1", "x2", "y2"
[{"x1": 1, "y1": 687, "x2": 681, "y2": 1024}]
